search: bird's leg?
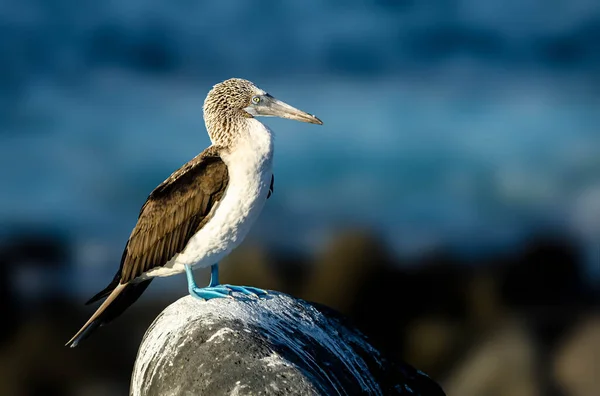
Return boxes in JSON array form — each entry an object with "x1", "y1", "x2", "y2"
[
  {"x1": 185, "y1": 264, "x2": 231, "y2": 300},
  {"x1": 186, "y1": 263, "x2": 267, "y2": 299},
  {"x1": 208, "y1": 263, "x2": 220, "y2": 287}
]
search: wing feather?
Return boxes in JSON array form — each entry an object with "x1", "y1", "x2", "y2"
[{"x1": 118, "y1": 146, "x2": 229, "y2": 283}]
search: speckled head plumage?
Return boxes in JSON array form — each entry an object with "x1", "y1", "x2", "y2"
[
  {"x1": 203, "y1": 78, "x2": 323, "y2": 146},
  {"x1": 203, "y1": 78, "x2": 261, "y2": 119}
]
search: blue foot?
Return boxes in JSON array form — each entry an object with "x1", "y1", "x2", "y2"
[
  {"x1": 185, "y1": 263, "x2": 267, "y2": 300},
  {"x1": 222, "y1": 284, "x2": 268, "y2": 297},
  {"x1": 189, "y1": 286, "x2": 232, "y2": 301}
]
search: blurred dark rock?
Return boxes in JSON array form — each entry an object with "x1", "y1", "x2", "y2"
[
  {"x1": 553, "y1": 315, "x2": 600, "y2": 396},
  {"x1": 388, "y1": 254, "x2": 469, "y2": 378},
  {"x1": 0, "y1": 252, "x2": 16, "y2": 345},
  {"x1": 268, "y1": 249, "x2": 311, "y2": 296},
  {"x1": 0, "y1": 229, "x2": 71, "y2": 344},
  {"x1": 403, "y1": 316, "x2": 465, "y2": 378},
  {"x1": 501, "y1": 234, "x2": 584, "y2": 310},
  {"x1": 301, "y1": 231, "x2": 472, "y2": 379},
  {"x1": 464, "y1": 269, "x2": 505, "y2": 331},
  {"x1": 443, "y1": 318, "x2": 540, "y2": 396},
  {"x1": 131, "y1": 292, "x2": 445, "y2": 396},
  {"x1": 220, "y1": 244, "x2": 288, "y2": 292},
  {"x1": 498, "y1": 234, "x2": 590, "y2": 395},
  {"x1": 0, "y1": 227, "x2": 596, "y2": 395},
  {"x1": 0, "y1": 280, "x2": 159, "y2": 395},
  {"x1": 301, "y1": 230, "x2": 393, "y2": 314}
]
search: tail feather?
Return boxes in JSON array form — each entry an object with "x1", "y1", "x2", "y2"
[
  {"x1": 84, "y1": 276, "x2": 120, "y2": 305},
  {"x1": 66, "y1": 279, "x2": 152, "y2": 348}
]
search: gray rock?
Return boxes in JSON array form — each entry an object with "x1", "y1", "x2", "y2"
[{"x1": 130, "y1": 292, "x2": 445, "y2": 396}]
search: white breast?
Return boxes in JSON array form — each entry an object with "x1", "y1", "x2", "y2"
[{"x1": 144, "y1": 119, "x2": 274, "y2": 279}]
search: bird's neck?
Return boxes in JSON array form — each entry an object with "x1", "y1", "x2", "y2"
[
  {"x1": 204, "y1": 110, "x2": 241, "y2": 146},
  {"x1": 205, "y1": 114, "x2": 273, "y2": 158}
]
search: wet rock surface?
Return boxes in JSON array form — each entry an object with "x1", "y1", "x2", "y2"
[{"x1": 130, "y1": 292, "x2": 445, "y2": 395}]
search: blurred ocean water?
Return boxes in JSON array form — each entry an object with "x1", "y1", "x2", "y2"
[
  {"x1": 1, "y1": 0, "x2": 600, "y2": 79},
  {"x1": 2, "y1": 73, "x2": 599, "y2": 251},
  {"x1": 0, "y1": 0, "x2": 599, "y2": 282}
]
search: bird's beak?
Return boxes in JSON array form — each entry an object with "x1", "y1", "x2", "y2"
[{"x1": 249, "y1": 95, "x2": 323, "y2": 125}]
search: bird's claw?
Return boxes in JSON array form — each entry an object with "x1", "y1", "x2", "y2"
[
  {"x1": 221, "y1": 284, "x2": 268, "y2": 297},
  {"x1": 189, "y1": 284, "x2": 268, "y2": 300},
  {"x1": 189, "y1": 286, "x2": 232, "y2": 300}
]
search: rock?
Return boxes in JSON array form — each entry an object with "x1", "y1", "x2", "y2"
[
  {"x1": 553, "y1": 315, "x2": 600, "y2": 396},
  {"x1": 130, "y1": 292, "x2": 445, "y2": 396},
  {"x1": 442, "y1": 318, "x2": 539, "y2": 396}
]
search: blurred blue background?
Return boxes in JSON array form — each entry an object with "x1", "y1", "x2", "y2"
[{"x1": 0, "y1": 1, "x2": 598, "y2": 395}]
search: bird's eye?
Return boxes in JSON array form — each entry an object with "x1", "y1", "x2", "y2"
[{"x1": 252, "y1": 96, "x2": 261, "y2": 104}]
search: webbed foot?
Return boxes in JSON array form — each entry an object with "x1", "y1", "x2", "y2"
[
  {"x1": 189, "y1": 286, "x2": 232, "y2": 300},
  {"x1": 221, "y1": 284, "x2": 268, "y2": 297}
]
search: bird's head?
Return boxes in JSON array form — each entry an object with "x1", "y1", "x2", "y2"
[{"x1": 203, "y1": 78, "x2": 322, "y2": 131}]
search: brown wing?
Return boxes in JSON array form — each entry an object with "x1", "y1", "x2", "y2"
[{"x1": 118, "y1": 146, "x2": 229, "y2": 283}]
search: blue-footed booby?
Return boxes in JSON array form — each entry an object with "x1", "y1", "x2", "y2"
[{"x1": 66, "y1": 78, "x2": 322, "y2": 347}]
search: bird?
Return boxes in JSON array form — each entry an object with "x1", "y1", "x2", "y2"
[{"x1": 66, "y1": 78, "x2": 322, "y2": 347}]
